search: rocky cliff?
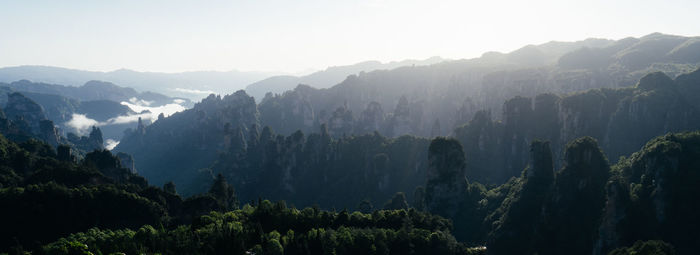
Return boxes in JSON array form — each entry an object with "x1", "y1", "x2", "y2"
[
  {"x1": 4, "y1": 92, "x2": 48, "y2": 134},
  {"x1": 454, "y1": 69, "x2": 700, "y2": 185},
  {"x1": 115, "y1": 90, "x2": 260, "y2": 189},
  {"x1": 257, "y1": 34, "x2": 700, "y2": 139},
  {"x1": 424, "y1": 137, "x2": 468, "y2": 219}
]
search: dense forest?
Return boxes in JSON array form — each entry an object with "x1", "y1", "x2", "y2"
[
  {"x1": 0, "y1": 133, "x2": 478, "y2": 255},
  {"x1": 2, "y1": 125, "x2": 697, "y2": 254},
  {"x1": 453, "y1": 69, "x2": 700, "y2": 184}
]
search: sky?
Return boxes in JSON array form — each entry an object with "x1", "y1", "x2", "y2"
[{"x1": 0, "y1": 0, "x2": 698, "y2": 73}]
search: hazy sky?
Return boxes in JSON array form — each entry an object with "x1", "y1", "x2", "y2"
[{"x1": 0, "y1": 0, "x2": 698, "y2": 73}]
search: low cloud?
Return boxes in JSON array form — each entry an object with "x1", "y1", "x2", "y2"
[
  {"x1": 128, "y1": 97, "x2": 153, "y2": 106},
  {"x1": 108, "y1": 112, "x2": 152, "y2": 125},
  {"x1": 120, "y1": 101, "x2": 186, "y2": 123},
  {"x1": 64, "y1": 100, "x2": 188, "y2": 135},
  {"x1": 175, "y1": 88, "x2": 215, "y2": 95},
  {"x1": 65, "y1": 114, "x2": 100, "y2": 135},
  {"x1": 105, "y1": 139, "x2": 120, "y2": 150}
]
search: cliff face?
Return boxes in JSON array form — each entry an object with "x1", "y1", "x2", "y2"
[
  {"x1": 115, "y1": 90, "x2": 260, "y2": 189},
  {"x1": 39, "y1": 120, "x2": 60, "y2": 147},
  {"x1": 4, "y1": 93, "x2": 48, "y2": 134},
  {"x1": 481, "y1": 132, "x2": 700, "y2": 255},
  {"x1": 204, "y1": 126, "x2": 431, "y2": 210},
  {"x1": 116, "y1": 152, "x2": 137, "y2": 173},
  {"x1": 65, "y1": 126, "x2": 105, "y2": 153},
  {"x1": 487, "y1": 141, "x2": 555, "y2": 255},
  {"x1": 454, "y1": 70, "x2": 700, "y2": 185},
  {"x1": 256, "y1": 34, "x2": 700, "y2": 139},
  {"x1": 535, "y1": 137, "x2": 611, "y2": 255},
  {"x1": 605, "y1": 71, "x2": 700, "y2": 159},
  {"x1": 424, "y1": 137, "x2": 468, "y2": 219},
  {"x1": 327, "y1": 105, "x2": 354, "y2": 136},
  {"x1": 501, "y1": 96, "x2": 534, "y2": 179},
  {"x1": 258, "y1": 87, "x2": 315, "y2": 135},
  {"x1": 388, "y1": 96, "x2": 413, "y2": 137},
  {"x1": 258, "y1": 67, "x2": 626, "y2": 139},
  {"x1": 357, "y1": 101, "x2": 385, "y2": 134},
  {"x1": 482, "y1": 137, "x2": 611, "y2": 255},
  {"x1": 604, "y1": 133, "x2": 700, "y2": 254},
  {"x1": 0, "y1": 92, "x2": 105, "y2": 154},
  {"x1": 594, "y1": 176, "x2": 631, "y2": 255}
]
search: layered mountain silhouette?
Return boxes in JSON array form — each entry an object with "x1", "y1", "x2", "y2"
[
  {"x1": 245, "y1": 56, "x2": 445, "y2": 100},
  {"x1": 0, "y1": 66, "x2": 276, "y2": 101},
  {"x1": 255, "y1": 33, "x2": 700, "y2": 138},
  {"x1": 0, "y1": 80, "x2": 190, "y2": 141},
  {"x1": 2, "y1": 32, "x2": 700, "y2": 255}
]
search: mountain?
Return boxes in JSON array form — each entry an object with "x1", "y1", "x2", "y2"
[
  {"x1": 0, "y1": 66, "x2": 278, "y2": 101},
  {"x1": 453, "y1": 69, "x2": 700, "y2": 184},
  {"x1": 256, "y1": 33, "x2": 700, "y2": 138},
  {"x1": 245, "y1": 56, "x2": 446, "y2": 101},
  {"x1": 474, "y1": 132, "x2": 700, "y2": 254},
  {"x1": 114, "y1": 92, "x2": 259, "y2": 190},
  {"x1": 0, "y1": 79, "x2": 190, "y2": 107},
  {"x1": 0, "y1": 92, "x2": 104, "y2": 153},
  {"x1": 112, "y1": 34, "x2": 700, "y2": 204},
  {"x1": 5, "y1": 117, "x2": 697, "y2": 254},
  {"x1": 1, "y1": 80, "x2": 191, "y2": 142},
  {"x1": 0, "y1": 132, "x2": 473, "y2": 255},
  {"x1": 0, "y1": 87, "x2": 134, "y2": 123},
  {"x1": 115, "y1": 67, "x2": 700, "y2": 210},
  {"x1": 6, "y1": 33, "x2": 700, "y2": 254}
]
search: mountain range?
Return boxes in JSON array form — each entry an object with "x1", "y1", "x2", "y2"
[
  {"x1": 244, "y1": 56, "x2": 446, "y2": 100},
  {"x1": 256, "y1": 33, "x2": 700, "y2": 137},
  {"x1": 2, "y1": 32, "x2": 700, "y2": 255},
  {"x1": 0, "y1": 80, "x2": 191, "y2": 143},
  {"x1": 0, "y1": 57, "x2": 448, "y2": 103},
  {"x1": 0, "y1": 66, "x2": 276, "y2": 101}
]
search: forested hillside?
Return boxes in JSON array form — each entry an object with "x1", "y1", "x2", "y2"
[
  {"x1": 4, "y1": 128, "x2": 697, "y2": 254},
  {"x1": 453, "y1": 69, "x2": 700, "y2": 184},
  {"x1": 116, "y1": 68, "x2": 700, "y2": 199},
  {"x1": 115, "y1": 91, "x2": 259, "y2": 190},
  {"x1": 483, "y1": 132, "x2": 700, "y2": 254},
  {"x1": 107, "y1": 65, "x2": 700, "y2": 254},
  {"x1": 0, "y1": 134, "x2": 478, "y2": 255}
]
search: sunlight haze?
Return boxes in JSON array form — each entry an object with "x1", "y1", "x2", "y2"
[{"x1": 0, "y1": 0, "x2": 698, "y2": 73}]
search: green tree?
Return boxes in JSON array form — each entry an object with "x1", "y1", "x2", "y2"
[
  {"x1": 383, "y1": 192, "x2": 409, "y2": 210},
  {"x1": 209, "y1": 173, "x2": 239, "y2": 210}
]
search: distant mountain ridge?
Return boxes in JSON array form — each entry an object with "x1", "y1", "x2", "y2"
[
  {"x1": 0, "y1": 80, "x2": 191, "y2": 141},
  {"x1": 246, "y1": 37, "x2": 618, "y2": 103},
  {"x1": 0, "y1": 66, "x2": 277, "y2": 101},
  {"x1": 0, "y1": 79, "x2": 189, "y2": 107},
  {"x1": 245, "y1": 56, "x2": 446, "y2": 101},
  {"x1": 255, "y1": 33, "x2": 700, "y2": 138},
  {"x1": 0, "y1": 92, "x2": 104, "y2": 153}
]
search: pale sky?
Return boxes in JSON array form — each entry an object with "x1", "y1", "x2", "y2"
[{"x1": 0, "y1": 0, "x2": 698, "y2": 73}]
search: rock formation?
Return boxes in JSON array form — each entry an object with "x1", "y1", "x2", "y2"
[
  {"x1": 424, "y1": 137, "x2": 467, "y2": 218},
  {"x1": 4, "y1": 92, "x2": 48, "y2": 134}
]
